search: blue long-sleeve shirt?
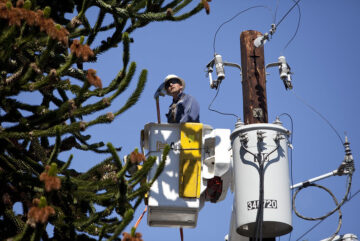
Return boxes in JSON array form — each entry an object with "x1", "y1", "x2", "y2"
[{"x1": 166, "y1": 93, "x2": 200, "y2": 123}]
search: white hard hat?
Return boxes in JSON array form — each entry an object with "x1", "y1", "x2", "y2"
[{"x1": 164, "y1": 74, "x2": 185, "y2": 94}]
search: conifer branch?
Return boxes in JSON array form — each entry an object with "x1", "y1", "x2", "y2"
[
  {"x1": 114, "y1": 69, "x2": 147, "y2": 116},
  {"x1": 0, "y1": 0, "x2": 206, "y2": 239}
]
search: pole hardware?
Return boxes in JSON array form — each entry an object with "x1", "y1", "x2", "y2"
[
  {"x1": 290, "y1": 135, "x2": 355, "y2": 189},
  {"x1": 266, "y1": 56, "x2": 293, "y2": 90},
  {"x1": 274, "y1": 133, "x2": 285, "y2": 143},
  {"x1": 206, "y1": 53, "x2": 242, "y2": 89},
  {"x1": 337, "y1": 136, "x2": 355, "y2": 176},
  {"x1": 239, "y1": 133, "x2": 249, "y2": 147},
  {"x1": 252, "y1": 108, "x2": 264, "y2": 118},
  {"x1": 253, "y1": 24, "x2": 277, "y2": 48}
]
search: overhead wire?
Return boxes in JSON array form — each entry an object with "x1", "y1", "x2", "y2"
[
  {"x1": 208, "y1": 83, "x2": 239, "y2": 119},
  {"x1": 281, "y1": 0, "x2": 301, "y2": 53},
  {"x1": 292, "y1": 90, "x2": 344, "y2": 146},
  {"x1": 295, "y1": 187, "x2": 360, "y2": 240},
  {"x1": 281, "y1": 90, "x2": 353, "y2": 240},
  {"x1": 277, "y1": 113, "x2": 295, "y2": 241},
  {"x1": 274, "y1": 0, "x2": 280, "y2": 24},
  {"x1": 293, "y1": 183, "x2": 344, "y2": 241},
  {"x1": 212, "y1": 5, "x2": 274, "y2": 54},
  {"x1": 280, "y1": 2, "x2": 353, "y2": 235},
  {"x1": 275, "y1": 0, "x2": 303, "y2": 28},
  {"x1": 209, "y1": 5, "x2": 273, "y2": 120}
]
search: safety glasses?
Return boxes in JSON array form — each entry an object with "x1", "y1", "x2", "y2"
[{"x1": 165, "y1": 78, "x2": 181, "y2": 89}]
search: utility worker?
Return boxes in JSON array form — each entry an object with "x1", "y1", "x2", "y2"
[{"x1": 164, "y1": 74, "x2": 200, "y2": 123}]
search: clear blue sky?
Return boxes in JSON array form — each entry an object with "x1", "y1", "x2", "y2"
[{"x1": 62, "y1": 1, "x2": 360, "y2": 240}]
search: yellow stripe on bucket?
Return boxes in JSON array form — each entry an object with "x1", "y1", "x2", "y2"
[{"x1": 179, "y1": 123, "x2": 203, "y2": 198}]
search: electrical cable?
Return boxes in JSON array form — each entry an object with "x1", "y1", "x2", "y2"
[
  {"x1": 281, "y1": 0, "x2": 301, "y2": 53},
  {"x1": 278, "y1": 113, "x2": 295, "y2": 241},
  {"x1": 295, "y1": 187, "x2": 360, "y2": 241},
  {"x1": 293, "y1": 174, "x2": 352, "y2": 240},
  {"x1": 275, "y1": 0, "x2": 303, "y2": 28},
  {"x1": 295, "y1": 175, "x2": 352, "y2": 218},
  {"x1": 293, "y1": 183, "x2": 343, "y2": 241},
  {"x1": 213, "y1": 5, "x2": 274, "y2": 54},
  {"x1": 254, "y1": 160, "x2": 265, "y2": 241},
  {"x1": 244, "y1": 143, "x2": 281, "y2": 241},
  {"x1": 348, "y1": 188, "x2": 360, "y2": 200},
  {"x1": 295, "y1": 218, "x2": 325, "y2": 241},
  {"x1": 292, "y1": 90, "x2": 344, "y2": 146},
  {"x1": 278, "y1": 113, "x2": 294, "y2": 198},
  {"x1": 208, "y1": 83, "x2": 239, "y2": 119},
  {"x1": 274, "y1": 0, "x2": 280, "y2": 24}
]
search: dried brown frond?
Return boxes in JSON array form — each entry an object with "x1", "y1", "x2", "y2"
[
  {"x1": 166, "y1": 8, "x2": 173, "y2": 17},
  {"x1": 39, "y1": 165, "x2": 61, "y2": 192},
  {"x1": 201, "y1": 0, "x2": 210, "y2": 14},
  {"x1": 70, "y1": 39, "x2": 94, "y2": 61},
  {"x1": 0, "y1": 5, "x2": 69, "y2": 45},
  {"x1": 129, "y1": 149, "x2": 146, "y2": 164},
  {"x1": 27, "y1": 198, "x2": 55, "y2": 225},
  {"x1": 86, "y1": 69, "x2": 102, "y2": 88},
  {"x1": 122, "y1": 232, "x2": 143, "y2": 241},
  {"x1": 16, "y1": 0, "x2": 24, "y2": 7}
]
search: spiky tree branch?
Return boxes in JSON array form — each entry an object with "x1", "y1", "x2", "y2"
[{"x1": 0, "y1": 0, "x2": 210, "y2": 240}]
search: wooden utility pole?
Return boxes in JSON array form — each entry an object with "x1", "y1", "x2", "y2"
[
  {"x1": 240, "y1": 30, "x2": 268, "y2": 124},
  {"x1": 241, "y1": 30, "x2": 275, "y2": 241}
]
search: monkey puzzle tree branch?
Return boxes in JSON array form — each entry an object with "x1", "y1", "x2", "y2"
[{"x1": 1, "y1": 0, "x2": 207, "y2": 239}]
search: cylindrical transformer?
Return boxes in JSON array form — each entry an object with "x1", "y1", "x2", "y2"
[{"x1": 230, "y1": 122, "x2": 292, "y2": 237}]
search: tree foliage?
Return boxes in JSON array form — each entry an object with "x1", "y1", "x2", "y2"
[{"x1": 0, "y1": 0, "x2": 207, "y2": 240}]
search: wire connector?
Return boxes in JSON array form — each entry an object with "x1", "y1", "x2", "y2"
[
  {"x1": 269, "y1": 23, "x2": 277, "y2": 36},
  {"x1": 337, "y1": 136, "x2": 355, "y2": 175},
  {"x1": 274, "y1": 133, "x2": 284, "y2": 143},
  {"x1": 240, "y1": 133, "x2": 249, "y2": 147},
  {"x1": 253, "y1": 24, "x2": 277, "y2": 48}
]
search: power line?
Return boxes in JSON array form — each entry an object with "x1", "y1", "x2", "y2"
[
  {"x1": 292, "y1": 90, "x2": 344, "y2": 146},
  {"x1": 294, "y1": 187, "x2": 360, "y2": 241},
  {"x1": 213, "y1": 5, "x2": 274, "y2": 54},
  {"x1": 274, "y1": 0, "x2": 280, "y2": 24},
  {"x1": 208, "y1": 84, "x2": 239, "y2": 119},
  {"x1": 282, "y1": 0, "x2": 302, "y2": 53},
  {"x1": 276, "y1": 0, "x2": 303, "y2": 28}
]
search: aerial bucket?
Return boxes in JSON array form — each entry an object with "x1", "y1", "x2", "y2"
[
  {"x1": 230, "y1": 121, "x2": 292, "y2": 237},
  {"x1": 142, "y1": 122, "x2": 231, "y2": 228}
]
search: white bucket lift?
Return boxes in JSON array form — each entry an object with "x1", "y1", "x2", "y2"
[
  {"x1": 230, "y1": 120, "x2": 292, "y2": 237},
  {"x1": 142, "y1": 122, "x2": 231, "y2": 228}
]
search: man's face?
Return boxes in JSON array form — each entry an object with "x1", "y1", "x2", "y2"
[{"x1": 166, "y1": 79, "x2": 183, "y2": 97}]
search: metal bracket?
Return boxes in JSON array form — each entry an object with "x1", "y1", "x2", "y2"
[
  {"x1": 205, "y1": 55, "x2": 242, "y2": 89},
  {"x1": 253, "y1": 108, "x2": 263, "y2": 118}
]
